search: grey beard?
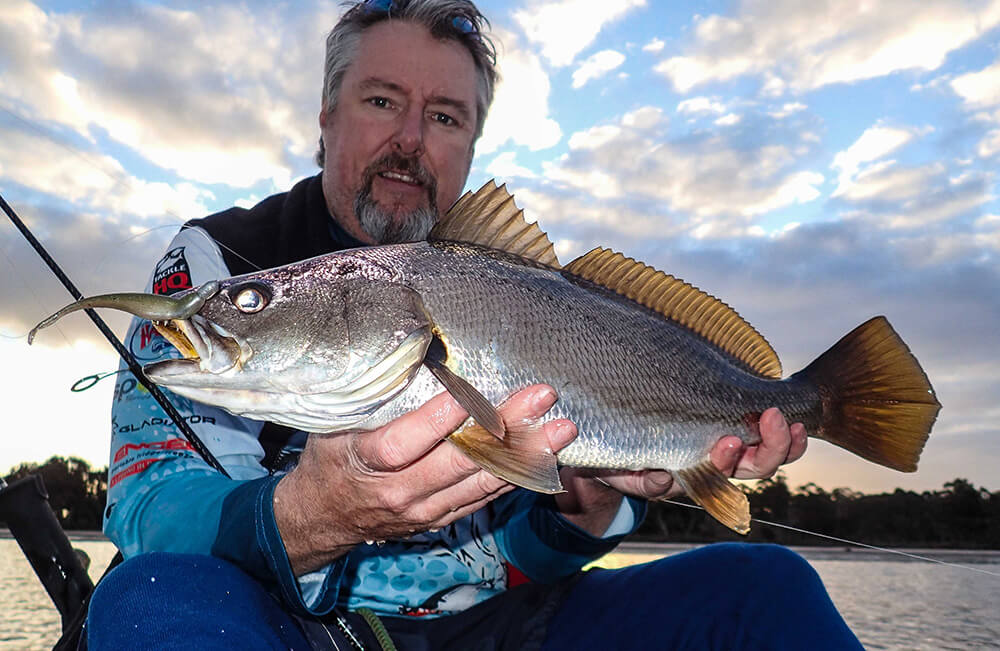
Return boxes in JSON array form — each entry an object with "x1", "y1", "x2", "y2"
[{"x1": 354, "y1": 187, "x2": 437, "y2": 244}]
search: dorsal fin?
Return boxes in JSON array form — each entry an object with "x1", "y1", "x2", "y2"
[
  {"x1": 564, "y1": 248, "x2": 782, "y2": 379},
  {"x1": 432, "y1": 180, "x2": 561, "y2": 268}
]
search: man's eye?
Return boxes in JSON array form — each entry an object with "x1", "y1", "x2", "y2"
[
  {"x1": 368, "y1": 97, "x2": 392, "y2": 109},
  {"x1": 432, "y1": 112, "x2": 457, "y2": 127}
]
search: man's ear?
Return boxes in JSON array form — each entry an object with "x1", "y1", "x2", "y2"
[{"x1": 319, "y1": 107, "x2": 328, "y2": 128}]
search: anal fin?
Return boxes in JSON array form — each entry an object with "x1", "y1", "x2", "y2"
[
  {"x1": 670, "y1": 461, "x2": 750, "y2": 534},
  {"x1": 448, "y1": 422, "x2": 563, "y2": 494}
]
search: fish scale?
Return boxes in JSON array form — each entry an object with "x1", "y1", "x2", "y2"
[{"x1": 350, "y1": 240, "x2": 820, "y2": 471}]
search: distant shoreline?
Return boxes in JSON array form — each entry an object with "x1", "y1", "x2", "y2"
[
  {"x1": 3, "y1": 529, "x2": 998, "y2": 559},
  {"x1": 1, "y1": 528, "x2": 110, "y2": 542}
]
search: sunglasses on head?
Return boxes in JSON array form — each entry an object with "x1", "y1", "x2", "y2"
[{"x1": 359, "y1": 0, "x2": 481, "y2": 39}]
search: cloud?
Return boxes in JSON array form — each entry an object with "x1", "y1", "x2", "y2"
[
  {"x1": 642, "y1": 37, "x2": 665, "y2": 53},
  {"x1": 830, "y1": 123, "x2": 992, "y2": 227},
  {"x1": 653, "y1": 0, "x2": 1000, "y2": 93},
  {"x1": 513, "y1": 0, "x2": 647, "y2": 67},
  {"x1": 978, "y1": 129, "x2": 1000, "y2": 158},
  {"x1": 0, "y1": 0, "x2": 333, "y2": 189},
  {"x1": 571, "y1": 49, "x2": 626, "y2": 88},
  {"x1": 677, "y1": 97, "x2": 727, "y2": 115},
  {"x1": 477, "y1": 29, "x2": 562, "y2": 154},
  {"x1": 769, "y1": 102, "x2": 807, "y2": 118},
  {"x1": 950, "y1": 59, "x2": 1000, "y2": 109},
  {"x1": 948, "y1": 58, "x2": 1000, "y2": 159},
  {"x1": 0, "y1": 123, "x2": 213, "y2": 220},
  {"x1": 485, "y1": 151, "x2": 537, "y2": 179},
  {"x1": 543, "y1": 106, "x2": 824, "y2": 233},
  {"x1": 831, "y1": 125, "x2": 916, "y2": 195},
  {"x1": 714, "y1": 113, "x2": 741, "y2": 126}
]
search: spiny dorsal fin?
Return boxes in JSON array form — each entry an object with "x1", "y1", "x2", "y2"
[
  {"x1": 564, "y1": 247, "x2": 782, "y2": 379},
  {"x1": 432, "y1": 180, "x2": 561, "y2": 268}
]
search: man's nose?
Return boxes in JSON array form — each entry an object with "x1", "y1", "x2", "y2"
[{"x1": 393, "y1": 106, "x2": 424, "y2": 156}]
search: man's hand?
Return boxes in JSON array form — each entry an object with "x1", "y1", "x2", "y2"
[
  {"x1": 274, "y1": 384, "x2": 575, "y2": 575},
  {"x1": 555, "y1": 408, "x2": 808, "y2": 536}
]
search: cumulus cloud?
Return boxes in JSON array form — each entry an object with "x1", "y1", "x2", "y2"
[
  {"x1": 485, "y1": 151, "x2": 537, "y2": 179},
  {"x1": 642, "y1": 37, "x2": 665, "y2": 53},
  {"x1": 571, "y1": 50, "x2": 626, "y2": 88},
  {"x1": 513, "y1": 0, "x2": 647, "y2": 67},
  {"x1": 950, "y1": 59, "x2": 1000, "y2": 109},
  {"x1": 0, "y1": 0, "x2": 333, "y2": 189},
  {"x1": 830, "y1": 123, "x2": 992, "y2": 227},
  {"x1": 676, "y1": 96, "x2": 726, "y2": 115},
  {"x1": 653, "y1": 0, "x2": 1000, "y2": 93},
  {"x1": 948, "y1": 58, "x2": 1000, "y2": 159},
  {"x1": 477, "y1": 29, "x2": 562, "y2": 154},
  {"x1": 0, "y1": 124, "x2": 213, "y2": 220},
  {"x1": 544, "y1": 106, "x2": 824, "y2": 234},
  {"x1": 832, "y1": 125, "x2": 915, "y2": 195}
]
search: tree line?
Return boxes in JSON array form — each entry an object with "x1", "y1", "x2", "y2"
[
  {"x1": 2, "y1": 456, "x2": 108, "y2": 530},
  {"x1": 3, "y1": 456, "x2": 999, "y2": 547},
  {"x1": 636, "y1": 472, "x2": 1000, "y2": 548}
]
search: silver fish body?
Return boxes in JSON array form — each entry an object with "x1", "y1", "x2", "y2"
[
  {"x1": 31, "y1": 182, "x2": 939, "y2": 532},
  {"x1": 342, "y1": 241, "x2": 819, "y2": 472}
]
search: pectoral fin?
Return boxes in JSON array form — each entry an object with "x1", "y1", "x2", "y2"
[
  {"x1": 670, "y1": 461, "x2": 751, "y2": 534},
  {"x1": 424, "y1": 335, "x2": 505, "y2": 440},
  {"x1": 448, "y1": 421, "x2": 563, "y2": 494}
]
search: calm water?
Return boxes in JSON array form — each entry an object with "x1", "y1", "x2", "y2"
[{"x1": 2, "y1": 538, "x2": 998, "y2": 650}]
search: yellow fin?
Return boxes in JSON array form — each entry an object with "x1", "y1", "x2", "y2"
[
  {"x1": 670, "y1": 461, "x2": 750, "y2": 534},
  {"x1": 795, "y1": 316, "x2": 940, "y2": 472},
  {"x1": 448, "y1": 421, "x2": 563, "y2": 494},
  {"x1": 564, "y1": 248, "x2": 782, "y2": 379},
  {"x1": 432, "y1": 180, "x2": 561, "y2": 268}
]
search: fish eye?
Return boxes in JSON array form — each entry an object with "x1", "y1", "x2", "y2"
[{"x1": 229, "y1": 283, "x2": 270, "y2": 313}]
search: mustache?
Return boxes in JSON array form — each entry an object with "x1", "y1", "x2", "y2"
[{"x1": 362, "y1": 151, "x2": 437, "y2": 195}]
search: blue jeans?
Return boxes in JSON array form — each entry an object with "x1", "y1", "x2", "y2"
[{"x1": 87, "y1": 544, "x2": 861, "y2": 650}]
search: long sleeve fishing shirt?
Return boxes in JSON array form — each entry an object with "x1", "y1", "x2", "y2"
[{"x1": 104, "y1": 173, "x2": 646, "y2": 618}]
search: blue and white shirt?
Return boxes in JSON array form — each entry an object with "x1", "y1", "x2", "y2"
[{"x1": 104, "y1": 174, "x2": 645, "y2": 618}]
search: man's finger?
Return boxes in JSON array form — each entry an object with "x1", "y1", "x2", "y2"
[
  {"x1": 709, "y1": 436, "x2": 744, "y2": 477},
  {"x1": 786, "y1": 423, "x2": 808, "y2": 464},
  {"x1": 743, "y1": 407, "x2": 792, "y2": 476},
  {"x1": 355, "y1": 391, "x2": 469, "y2": 472}
]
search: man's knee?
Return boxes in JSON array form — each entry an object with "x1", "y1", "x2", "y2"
[
  {"x1": 88, "y1": 553, "x2": 308, "y2": 649},
  {"x1": 92, "y1": 552, "x2": 258, "y2": 613}
]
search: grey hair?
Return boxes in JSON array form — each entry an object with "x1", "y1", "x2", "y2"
[{"x1": 315, "y1": 0, "x2": 498, "y2": 167}]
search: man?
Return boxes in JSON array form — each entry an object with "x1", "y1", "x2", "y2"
[{"x1": 89, "y1": 1, "x2": 862, "y2": 649}]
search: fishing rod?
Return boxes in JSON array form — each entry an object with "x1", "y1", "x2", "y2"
[{"x1": 0, "y1": 191, "x2": 230, "y2": 478}]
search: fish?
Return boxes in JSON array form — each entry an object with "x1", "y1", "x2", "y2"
[{"x1": 29, "y1": 181, "x2": 941, "y2": 533}]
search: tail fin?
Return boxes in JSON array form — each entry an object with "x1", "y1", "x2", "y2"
[{"x1": 794, "y1": 316, "x2": 940, "y2": 472}]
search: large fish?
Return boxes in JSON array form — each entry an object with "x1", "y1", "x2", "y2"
[{"x1": 31, "y1": 182, "x2": 941, "y2": 533}]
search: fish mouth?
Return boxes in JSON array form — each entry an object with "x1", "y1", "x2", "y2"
[{"x1": 153, "y1": 315, "x2": 248, "y2": 375}]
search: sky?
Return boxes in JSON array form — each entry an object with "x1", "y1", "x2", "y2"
[{"x1": 1, "y1": 0, "x2": 998, "y2": 495}]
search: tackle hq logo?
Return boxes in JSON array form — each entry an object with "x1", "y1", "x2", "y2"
[
  {"x1": 152, "y1": 246, "x2": 193, "y2": 296},
  {"x1": 128, "y1": 247, "x2": 194, "y2": 361}
]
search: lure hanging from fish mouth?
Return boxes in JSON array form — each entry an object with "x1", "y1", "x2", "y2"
[
  {"x1": 28, "y1": 281, "x2": 221, "y2": 346},
  {"x1": 29, "y1": 280, "x2": 250, "y2": 375}
]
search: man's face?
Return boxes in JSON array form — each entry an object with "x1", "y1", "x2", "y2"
[{"x1": 320, "y1": 20, "x2": 480, "y2": 244}]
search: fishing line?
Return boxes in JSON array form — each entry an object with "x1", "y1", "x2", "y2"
[
  {"x1": 0, "y1": 232, "x2": 74, "y2": 343},
  {"x1": 0, "y1": 192, "x2": 230, "y2": 478},
  {"x1": 661, "y1": 499, "x2": 1000, "y2": 578}
]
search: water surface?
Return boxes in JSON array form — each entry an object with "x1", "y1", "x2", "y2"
[{"x1": 2, "y1": 538, "x2": 997, "y2": 650}]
